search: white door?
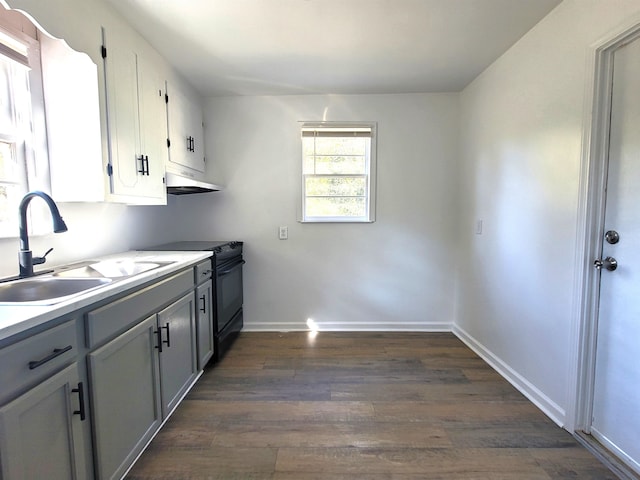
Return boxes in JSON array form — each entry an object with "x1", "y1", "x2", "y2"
[{"x1": 591, "y1": 33, "x2": 640, "y2": 475}]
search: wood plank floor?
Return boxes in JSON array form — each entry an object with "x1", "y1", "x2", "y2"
[{"x1": 126, "y1": 332, "x2": 617, "y2": 479}]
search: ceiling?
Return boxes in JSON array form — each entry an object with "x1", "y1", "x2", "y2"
[{"x1": 105, "y1": 0, "x2": 562, "y2": 97}]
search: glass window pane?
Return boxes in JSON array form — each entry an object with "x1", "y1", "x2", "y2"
[
  {"x1": 0, "y1": 141, "x2": 17, "y2": 180},
  {"x1": 305, "y1": 196, "x2": 367, "y2": 218},
  {"x1": 314, "y1": 137, "x2": 366, "y2": 156},
  {"x1": 314, "y1": 155, "x2": 365, "y2": 174},
  {"x1": 305, "y1": 176, "x2": 366, "y2": 197},
  {"x1": 0, "y1": 58, "x2": 14, "y2": 133},
  {"x1": 0, "y1": 183, "x2": 19, "y2": 229},
  {"x1": 303, "y1": 155, "x2": 315, "y2": 174},
  {"x1": 302, "y1": 137, "x2": 315, "y2": 156}
]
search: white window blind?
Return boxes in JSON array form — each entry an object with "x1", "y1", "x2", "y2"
[{"x1": 301, "y1": 123, "x2": 376, "y2": 223}]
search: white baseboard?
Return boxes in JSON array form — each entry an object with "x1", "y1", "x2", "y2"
[
  {"x1": 243, "y1": 321, "x2": 452, "y2": 332},
  {"x1": 452, "y1": 325, "x2": 566, "y2": 427}
]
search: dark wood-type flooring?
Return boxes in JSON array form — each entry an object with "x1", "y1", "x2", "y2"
[{"x1": 126, "y1": 332, "x2": 617, "y2": 479}]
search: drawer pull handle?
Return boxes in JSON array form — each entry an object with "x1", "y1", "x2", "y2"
[
  {"x1": 199, "y1": 295, "x2": 206, "y2": 313},
  {"x1": 28, "y1": 345, "x2": 72, "y2": 370},
  {"x1": 72, "y1": 382, "x2": 86, "y2": 421},
  {"x1": 162, "y1": 322, "x2": 171, "y2": 348}
]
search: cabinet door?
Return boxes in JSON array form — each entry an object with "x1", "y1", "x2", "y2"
[
  {"x1": 166, "y1": 81, "x2": 206, "y2": 173},
  {"x1": 102, "y1": 27, "x2": 166, "y2": 205},
  {"x1": 0, "y1": 363, "x2": 88, "y2": 480},
  {"x1": 88, "y1": 315, "x2": 162, "y2": 480},
  {"x1": 196, "y1": 281, "x2": 214, "y2": 369},
  {"x1": 41, "y1": 34, "x2": 104, "y2": 202},
  {"x1": 137, "y1": 55, "x2": 169, "y2": 198},
  {"x1": 157, "y1": 292, "x2": 198, "y2": 418}
]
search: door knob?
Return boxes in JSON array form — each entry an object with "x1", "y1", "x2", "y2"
[
  {"x1": 594, "y1": 256, "x2": 618, "y2": 271},
  {"x1": 605, "y1": 230, "x2": 620, "y2": 244}
]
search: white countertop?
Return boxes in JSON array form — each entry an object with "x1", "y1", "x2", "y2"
[{"x1": 0, "y1": 250, "x2": 211, "y2": 343}]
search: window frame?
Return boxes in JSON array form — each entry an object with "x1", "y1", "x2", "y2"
[
  {"x1": 299, "y1": 121, "x2": 377, "y2": 223},
  {"x1": 0, "y1": 13, "x2": 50, "y2": 238}
]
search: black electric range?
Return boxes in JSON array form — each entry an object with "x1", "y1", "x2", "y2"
[{"x1": 144, "y1": 241, "x2": 244, "y2": 362}]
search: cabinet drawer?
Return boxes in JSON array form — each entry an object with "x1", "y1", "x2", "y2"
[
  {"x1": 86, "y1": 269, "x2": 194, "y2": 348},
  {"x1": 0, "y1": 320, "x2": 77, "y2": 403},
  {"x1": 194, "y1": 259, "x2": 213, "y2": 285}
]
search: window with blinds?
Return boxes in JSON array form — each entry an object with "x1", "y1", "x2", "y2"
[
  {"x1": 0, "y1": 10, "x2": 46, "y2": 237},
  {"x1": 301, "y1": 123, "x2": 376, "y2": 223},
  {"x1": 0, "y1": 29, "x2": 31, "y2": 236}
]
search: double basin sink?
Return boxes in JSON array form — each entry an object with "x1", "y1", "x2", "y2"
[{"x1": 0, "y1": 260, "x2": 170, "y2": 305}]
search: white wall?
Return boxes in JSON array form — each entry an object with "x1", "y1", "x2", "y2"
[
  {"x1": 455, "y1": 0, "x2": 640, "y2": 426},
  {"x1": 7, "y1": 0, "x2": 640, "y2": 435},
  {"x1": 176, "y1": 93, "x2": 460, "y2": 331}
]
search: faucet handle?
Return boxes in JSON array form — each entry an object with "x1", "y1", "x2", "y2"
[{"x1": 33, "y1": 247, "x2": 54, "y2": 266}]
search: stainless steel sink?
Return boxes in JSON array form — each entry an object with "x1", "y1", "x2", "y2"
[
  {"x1": 54, "y1": 261, "x2": 166, "y2": 279},
  {"x1": 0, "y1": 259, "x2": 172, "y2": 305},
  {"x1": 0, "y1": 277, "x2": 112, "y2": 304}
]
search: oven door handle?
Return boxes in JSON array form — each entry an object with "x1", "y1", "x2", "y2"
[{"x1": 217, "y1": 259, "x2": 245, "y2": 276}]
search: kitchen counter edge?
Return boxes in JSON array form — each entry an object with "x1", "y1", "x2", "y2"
[{"x1": 0, "y1": 250, "x2": 211, "y2": 343}]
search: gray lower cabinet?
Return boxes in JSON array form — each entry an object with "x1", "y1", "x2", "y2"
[
  {"x1": 88, "y1": 315, "x2": 162, "y2": 480},
  {"x1": 0, "y1": 263, "x2": 205, "y2": 480},
  {"x1": 88, "y1": 291, "x2": 197, "y2": 480},
  {"x1": 196, "y1": 280, "x2": 214, "y2": 369},
  {"x1": 0, "y1": 363, "x2": 88, "y2": 480},
  {"x1": 157, "y1": 292, "x2": 198, "y2": 417}
]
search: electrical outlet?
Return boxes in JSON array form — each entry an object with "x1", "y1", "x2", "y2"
[
  {"x1": 279, "y1": 226, "x2": 288, "y2": 240},
  {"x1": 475, "y1": 219, "x2": 483, "y2": 235}
]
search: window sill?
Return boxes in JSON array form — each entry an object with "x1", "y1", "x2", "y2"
[{"x1": 299, "y1": 218, "x2": 375, "y2": 224}]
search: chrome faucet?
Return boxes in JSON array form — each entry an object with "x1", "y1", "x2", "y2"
[{"x1": 18, "y1": 191, "x2": 68, "y2": 278}]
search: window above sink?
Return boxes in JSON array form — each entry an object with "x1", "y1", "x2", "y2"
[{"x1": 0, "y1": 5, "x2": 50, "y2": 238}]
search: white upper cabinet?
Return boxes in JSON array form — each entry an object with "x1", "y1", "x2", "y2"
[
  {"x1": 102, "y1": 27, "x2": 167, "y2": 205},
  {"x1": 6, "y1": 0, "x2": 209, "y2": 204},
  {"x1": 166, "y1": 79, "x2": 206, "y2": 175},
  {"x1": 41, "y1": 34, "x2": 105, "y2": 203}
]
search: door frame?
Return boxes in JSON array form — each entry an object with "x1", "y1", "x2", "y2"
[{"x1": 568, "y1": 17, "x2": 640, "y2": 436}]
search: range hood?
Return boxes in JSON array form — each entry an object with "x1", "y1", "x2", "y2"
[{"x1": 165, "y1": 172, "x2": 222, "y2": 195}]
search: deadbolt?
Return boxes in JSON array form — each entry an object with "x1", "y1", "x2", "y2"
[
  {"x1": 605, "y1": 230, "x2": 620, "y2": 244},
  {"x1": 594, "y1": 256, "x2": 618, "y2": 271}
]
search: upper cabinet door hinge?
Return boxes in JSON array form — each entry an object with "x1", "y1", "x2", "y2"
[
  {"x1": 106, "y1": 163, "x2": 113, "y2": 176},
  {"x1": 167, "y1": 138, "x2": 171, "y2": 148},
  {"x1": 165, "y1": 93, "x2": 169, "y2": 104},
  {"x1": 101, "y1": 45, "x2": 107, "y2": 59}
]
